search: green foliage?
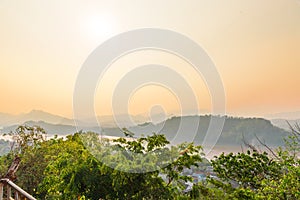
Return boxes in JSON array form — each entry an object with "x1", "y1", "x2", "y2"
[
  {"x1": 253, "y1": 123, "x2": 300, "y2": 200},
  {"x1": 0, "y1": 125, "x2": 47, "y2": 193},
  {"x1": 256, "y1": 164, "x2": 300, "y2": 200},
  {"x1": 192, "y1": 123, "x2": 300, "y2": 200},
  {"x1": 0, "y1": 152, "x2": 14, "y2": 176},
  {"x1": 38, "y1": 134, "x2": 108, "y2": 200},
  {"x1": 0, "y1": 126, "x2": 204, "y2": 199},
  {"x1": 211, "y1": 150, "x2": 282, "y2": 189},
  {"x1": 0, "y1": 124, "x2": 298, "y2": 200},
  {"x1": 5, "y1": 125, "x2": 46, "y2": 155},
  {"x1": 162, "y1": 143, "x2": 203, "y2": 187},
  {"x1": 95, "y1": 130, "x2": 203, "y2": 199}
]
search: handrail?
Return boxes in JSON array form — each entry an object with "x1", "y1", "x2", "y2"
[{"x1": 0, "y1": 178, "x2": 36, "y2": 200}]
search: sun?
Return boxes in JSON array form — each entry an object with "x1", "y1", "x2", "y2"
[{"x1": 81, "y1": 13, "x2": 116, "y2": 43}]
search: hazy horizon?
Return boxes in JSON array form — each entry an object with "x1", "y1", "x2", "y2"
[
  {"x1": 1, "y1": 108, "x2": 300, "y2": 121},
  {"x1": 1, "y1": 1, "x2": 300, "y2": 119}
]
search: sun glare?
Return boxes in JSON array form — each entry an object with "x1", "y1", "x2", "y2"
[{"x1": 81, "y1": 13, "x2": 116, "y2": 43}]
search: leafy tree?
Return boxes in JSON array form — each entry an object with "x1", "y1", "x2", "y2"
[
  {"x1": 5, "y1": 125, "x2": 46, "y2": 154},
  {"x1": 37, "y1": 133, "x2": 110, "y2": 199},
  {"x1": 0, "y1": 125, "x2": 46, "y2": 184},
  {"x1": 32, "y1": 130, "x2": 203, "y2": 199},
  {"x1": 254, "y1": 123, "x2": 300, "y2": 199},
  {"x1": 256, "y1": 164, "x2": 299, "y2": 199},
  {"x1": 193, "y1": 123, "x2": 299, "y2": 200},
  {"x1": 88, "y1": 130, "x2": 203, "y2": 199},
  {"x1": 4, "y1": 123, "x2": 298, "y2": 199},
  {"x1": 211, "y1": 150, "x2": 282, "y2": 190}
]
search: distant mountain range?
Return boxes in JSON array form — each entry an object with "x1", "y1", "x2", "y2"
[
  {"x1": 0, "y1": 110, "x2": 292, "y2": 147},
  {"x1": 0, "y1": 110, "x2": 74, "y2": 127},
  {"x1": 269, "y1": 119, "x2": 300, "y2": 131},
  {"x1": 1, "y1": 109, "x2": 299, "y2": 130},
  {"x1": 263, "y1": 111, "x2": 299, "y2": 131},
  {"x1": 0, "y1": 110, "x2": 153, "y2": 128},
  {"x1": 0, "y1": 110, "x2": 297, "y2": 156},
  {"x1": 264, "y1": 111, "x2": 300, "y2": 120}
]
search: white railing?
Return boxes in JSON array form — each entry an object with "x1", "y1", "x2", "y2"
[{"x1": 0, "y1": 179, "x2": 36, "y2": 200}]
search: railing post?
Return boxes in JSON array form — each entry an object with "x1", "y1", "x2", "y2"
[
  {"x1": 15, "y1": 190, "x2": 19, "y2": 200},
  {"x1": 0, "y1": 179, "x2": 36, "y2": 200},
  {"x1": 7, "y1": 184, "x2": 11, "y2": 199},
  {"x1": 0, "y1": 182, "x2": 3, "y2": 200}
]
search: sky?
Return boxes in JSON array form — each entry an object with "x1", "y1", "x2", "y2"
[{"x1": 0, "y1": 0, "x2": 300, "y2": 119}]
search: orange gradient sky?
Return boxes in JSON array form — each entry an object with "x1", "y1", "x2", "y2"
[{"x1": 0, "y1": 0, "x2": 300, "y2": 118}]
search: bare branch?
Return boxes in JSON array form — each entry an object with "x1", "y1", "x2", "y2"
[
  {"x1": 241, "y1": 133, "x2": 259, "y2": 152},
  {"x1": 240, "y1": 144, "x2": 244, "y2": 153},
  {"x1": 287, "y1": 121, "x2": 300, "y2": 142},
  {"x1": 254, "y1": 134, "x2": 279, "y2": 160}
]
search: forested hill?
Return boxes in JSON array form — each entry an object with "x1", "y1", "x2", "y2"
[
  {"x1": 1, "y1": 115, "x2": 289, "y2": 147},
  {"x1": 104, "y1": 115, "x2": 289, "y2": 146}
]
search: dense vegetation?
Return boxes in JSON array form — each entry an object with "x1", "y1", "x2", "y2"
[{"x1": 0, "y1": 124, "x2": 299, "y2": 199}]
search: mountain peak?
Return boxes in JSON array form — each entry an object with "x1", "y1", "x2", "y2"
[
  {"x1": 25, "y1": 110, "x2": 66, "y2": 119},
  {"x1": 0, "y1": 110, "x2": 75, "y2": 127},
  {"x1": 29, "y1": 109, "x2": 44, "y2": 113},
  {"x1": 28, "y1": 109, "x2": 47, "y2": 114}
]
